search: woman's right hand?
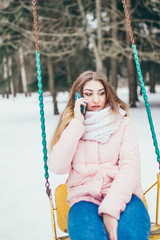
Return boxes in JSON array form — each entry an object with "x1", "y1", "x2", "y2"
[{"x1": 74, "y1": 98, "x2": 88, "y2": 123}]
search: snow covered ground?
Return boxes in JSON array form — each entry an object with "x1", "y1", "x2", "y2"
[{"x1": 0, "y1": 86, "x2": 160, "y2": 240}]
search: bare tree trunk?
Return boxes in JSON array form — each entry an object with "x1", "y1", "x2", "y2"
[
  {"x1": 126, "y1": 0, "x2": 136, "y2": 107},
  {"x1": 127, "y1": 57, "x2": 136, "y2": 106},
  {"x1": 89, "y1": 37, "x2": 104, "y2": 75},
  {"x1": 47, "y1": 57, "x2": 59, "y2": 115},
  {"x1": 19, "y1": 47, "x2": 28, "y2": 96},
  {"x1": 3, "y1": 57, "x2": 9, "y2": 98},
  {"x1": 110, "y1": 0, "x2": 118, "y2": 90},
  {"x1": 147, "y1": 19, "x2": 156, "y2": 93},
  {"x1": 8, "y1": 56, "x2": 15, "y2": 98},
  {"x1": 111, "y1": 59, "x2": 118, "y2": 90},
  {"x1": 96, "y1": 0, "x2": 102, "y2": 55},
  {"x1": 78, "y1": 0, "x2": 104, "y2": 75},
  {"x1": 140, "y1": 62, "x2": 146, "y2": 96},
  {"x1": 96, "y1": 0, "x2": 104, "y2": 75},
  {"x1": 65, "y1": 60, "x2": 72, "y2": 86},
  {"x1": 149, "y1": 62, "x2": 155, "y2": 93},
  {"x1": 134, "y1": 64, "x2": 138, "y2": 101},
  {"x1": 106, "y1": 58, "x2": 111, "y2": 83},
  {"x1": 25, "y1": 55, "x2": 33, "y2": 97},
  {"x1": 95, "y1": 0, "x2": 105, "y2": 75}
]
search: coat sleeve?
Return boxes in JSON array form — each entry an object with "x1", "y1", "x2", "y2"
[
  {"x1": 47, "y1": 118, "x2": 85, "y2": 174},
  {"x1": 98, "y1": 117, "x2": 141, "y2": 220}
]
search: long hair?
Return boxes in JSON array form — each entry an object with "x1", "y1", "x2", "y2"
[{"x1": 49, "y1": 70, "x2": 129, "y2": 151}]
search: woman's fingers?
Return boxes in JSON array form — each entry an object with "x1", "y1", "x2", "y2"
[
  {"x1": 103, "y1": 214, "x2": 118, "y2": 240},
  {"x1": 74, "y1": 98, "x2": 88, "y2": 122},
  {"x1": 109, "y1": 232, "x2": 117, "y2": 240},
  {"x1": 75, "y1": 98, "x2": 88, "y2": 106}
]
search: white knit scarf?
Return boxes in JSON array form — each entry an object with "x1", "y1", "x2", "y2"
[{"x1": 81, "y1": 106, "x2": 126, "y2": 144}]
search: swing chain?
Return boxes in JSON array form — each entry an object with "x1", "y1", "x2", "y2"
[
  {"x1": 45, "y1": 178, "x2": 52, "y2": 199},
  {"x1": 122, "y1": 0, "x2": 134, "y2": 45},
  {"x1": 32, "y1": 0, "x2": 39, "y2": 51}
]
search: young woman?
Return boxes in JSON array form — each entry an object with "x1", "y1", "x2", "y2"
[{"x1": 48, "y1": 71, "x2": 151, "y2": 240}]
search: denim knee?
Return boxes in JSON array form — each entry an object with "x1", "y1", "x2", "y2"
[
  {"x1": 118, "y1": 195, "x2": 151, "y2": 240},
  {"x1": 68, "y1": 201, "x2": 109, "y2": 240},
  {"x1": 67, "y1": 196, "x2": 151, "y2": 240}
]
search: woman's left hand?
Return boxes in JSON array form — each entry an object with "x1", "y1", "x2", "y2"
[{"x1": 103, "y1": 214, "x2": 118, "y2": 240}]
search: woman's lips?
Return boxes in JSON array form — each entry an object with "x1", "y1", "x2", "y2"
[{"x1": 92, "y1": 105, "x2": 100, "y2": 110}]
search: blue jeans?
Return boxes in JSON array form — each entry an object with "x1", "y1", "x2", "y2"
[{"x1": 68, "y1": 195, "x2": 151, "y2": 240}]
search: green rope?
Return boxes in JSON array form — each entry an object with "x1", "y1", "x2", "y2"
[
  {"x1": 132, "y1": 45, "x2": 160, "y2": 163},
  {"x1": 36, "y1": 51, "x2": 49, "y2": 179}
]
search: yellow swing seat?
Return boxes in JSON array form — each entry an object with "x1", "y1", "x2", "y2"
[
  {"x1": 55, "y1": 184, "x2": 70, "y2": 239},
  {"x1": 53, "y1": 184, "x2": 70, "y2": 240},
  {"x1": 53, "y1": 174, "x2": 160, "y2": 240},
  {"x1": 143, "y1": 173, "x2": 160, "y2": 239},
  {"x1": 150, "y1": 223, "x2": 160, "y2": 240}
]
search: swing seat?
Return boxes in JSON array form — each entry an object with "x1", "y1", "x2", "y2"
[
  {"x1": 150, "y1": 223, "x2": 160, "y2": 239},
  {"x1": 141, "y1": 195, "x2": 160, "y2": 238},
  {"x1": 55, "y1": 184, "x2": 70, "y2": 240},
  {"x1": 54, "y1": 183, "x2": 160, "y2": 240},
  {"x1": 144, "y1": 173, "x2": 160, "y2": 240}
]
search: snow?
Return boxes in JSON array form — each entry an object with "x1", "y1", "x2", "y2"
[{"x1": 0, "y1": 86, "x2": 160, "y2": 240}]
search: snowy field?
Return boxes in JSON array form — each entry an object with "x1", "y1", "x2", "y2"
[{"x1": 0, "y1": 86, "x2": 160, "y2": 240}]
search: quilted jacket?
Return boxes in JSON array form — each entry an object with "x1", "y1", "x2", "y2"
[{"x1": 48, "y1": 117, "x2": 143, "y2": 220}]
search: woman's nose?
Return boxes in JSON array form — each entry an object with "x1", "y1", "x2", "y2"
[{"x1": 93, "y1": 94, "x2": 99, "y2": 103}]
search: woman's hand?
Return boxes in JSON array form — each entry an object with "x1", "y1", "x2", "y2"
[
  {"x1": 74, "y1": 97, "x2": 87, "y2": 123},
  {"x1": 103, "y1": 214, "x2": 118, "y2": 240}
]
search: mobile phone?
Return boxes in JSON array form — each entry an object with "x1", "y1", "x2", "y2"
[{"x1": 75, "y1": 91, "x2": 86, "y2": 115}]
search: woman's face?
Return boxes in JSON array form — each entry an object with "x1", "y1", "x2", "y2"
[{"x1": 83, "y1": 80, "x2": 106, "y2": 111}]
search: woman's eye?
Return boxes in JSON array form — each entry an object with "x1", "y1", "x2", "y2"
[
  {"x1": 99, "y1": 91, "x2": 105, "y2": 96},
  {"x1": 85, "y1": 93, "x2": 92, "y2": 96}
]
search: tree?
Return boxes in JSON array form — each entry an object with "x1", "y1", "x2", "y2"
[
  {"x1": 0, "y1": 0, "x2": 159, "y2": 111},
  {"x1": 47, "y1": 56, "x2": 59, "y2": 115},
  {"x1": 110, "y1": 0, "x2": 118, "y2": 90}
]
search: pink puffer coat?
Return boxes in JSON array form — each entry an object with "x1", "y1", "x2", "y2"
[{"x1": 48, "y1": 117, "x2": 143, "y2": 220}]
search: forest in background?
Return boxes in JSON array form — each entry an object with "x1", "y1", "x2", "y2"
[{"x1": 0, "y1": 0, "x2": 160, "y2": 113}]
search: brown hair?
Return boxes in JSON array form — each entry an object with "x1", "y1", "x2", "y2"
[{"x1": 49, "y1": 70, "x2": 129, "y2": 151}]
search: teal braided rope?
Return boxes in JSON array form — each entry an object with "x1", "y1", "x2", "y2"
[
  {"x1": 132, "y1": 45, "x2": 160, "y2": 163},
  {"x1": 36, "y1": 51, "x2": 49, "y2": 178}
]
